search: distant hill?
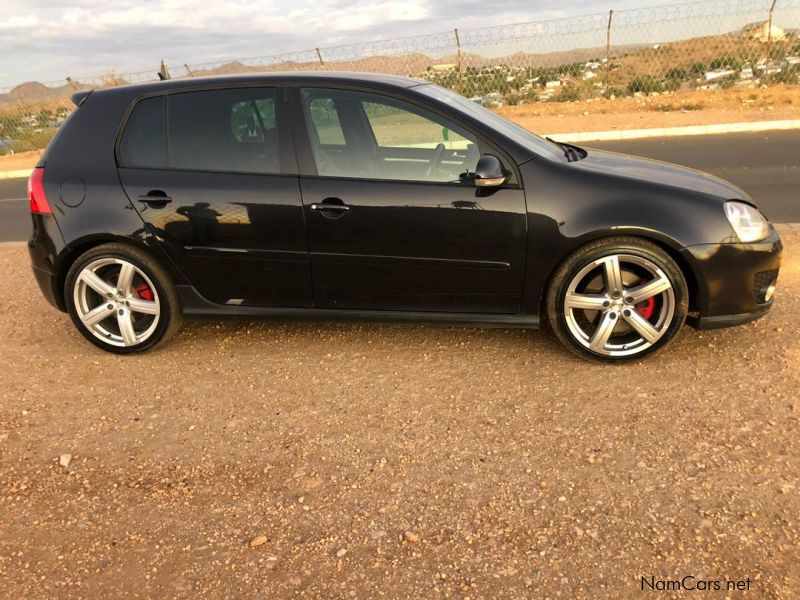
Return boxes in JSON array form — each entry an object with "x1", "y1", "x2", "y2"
[{"x1": 0, "y1": 80, "x2": 92, "y2": 108}]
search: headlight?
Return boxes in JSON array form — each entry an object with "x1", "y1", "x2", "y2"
[{"x1": 724, "y1": 201, "x2": 769, "y2": 243}]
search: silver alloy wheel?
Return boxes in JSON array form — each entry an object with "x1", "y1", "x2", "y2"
[
  {"x1": 563, "y1": 254, "x2": 675, "y2": 357},
  {"x1": 73, "y1": 258, "x2": 161, "y2": 348}
]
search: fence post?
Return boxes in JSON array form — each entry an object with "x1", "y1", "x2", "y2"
[
  {"x1": 65, "y1": 77, "x2": 77, "y2": 90},
  {"x1": 158, "y1": 60, "x2": 170, "y2": 81},
  {"x1": 454, "y1": 28, "x2": 464, "y2": 94},
  {"x1": 605, "y1": 10, "x2": 614, "y2": 93},
  {"x1": 765, "y1": 0, "x2": 778, "y2": 83},
  {"x1": 315, "y1": 48, "x2": 325, "y2": 68},
  {"x1": 184, "y1": 64, "x2": 195, "y2": 77}
]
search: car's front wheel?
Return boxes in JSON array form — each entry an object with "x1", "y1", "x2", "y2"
[
  {"x1": 65, "y1": 243, "x2": 182, "y2": 353},
  {"x1": 546, "y1": 237, "x2": 688, "y2": 362}
]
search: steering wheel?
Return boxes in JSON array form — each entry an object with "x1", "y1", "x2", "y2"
[{"x1": 426, "y1": 143, "x2": 446, "y2": 179}]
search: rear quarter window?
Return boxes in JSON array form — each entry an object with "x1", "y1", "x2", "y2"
[{"x1": 118, "y1": 97, "x2": 167, "y2": 169}]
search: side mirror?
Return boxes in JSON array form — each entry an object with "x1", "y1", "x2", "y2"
[{"x1": 473, "y1": 154, "x2": 507, "y2": 187}]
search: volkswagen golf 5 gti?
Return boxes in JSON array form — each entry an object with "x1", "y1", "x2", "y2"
[{"x1": 28, "y1": 73, "x2": 782, "y2": 361}]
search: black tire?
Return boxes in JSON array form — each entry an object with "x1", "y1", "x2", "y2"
[
  {"x1": 64, "y1": 243, "x2": 182, "y2": 354},
  {"x1": 545, "y1": 236, "x2": 689, "y2": 363}
]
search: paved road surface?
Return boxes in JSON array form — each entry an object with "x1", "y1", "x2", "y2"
[
  {"x1": 1, "y1": 130, "x2": 797, "y2": 242},
  {"x1": 587, "y1": 130, "x2": 799, "y2": 222}
]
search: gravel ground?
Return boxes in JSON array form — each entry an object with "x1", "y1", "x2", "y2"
[{"x1": 1, "y1": 231, "x2": 798, "y2": 599}]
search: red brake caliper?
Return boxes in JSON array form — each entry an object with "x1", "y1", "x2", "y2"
[
  {"x1": 135, "y1": 284, "x2": 154, "y2": 301},
  {"x1": 634, "y1": 279, "x2": 655, "y2": 320}
]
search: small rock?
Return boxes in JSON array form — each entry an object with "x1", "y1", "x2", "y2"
[
  {"x1": 336, "y1": 548, "x2": 347, "y2": 557},
  {"x1": 59, "y1": 454, "x2": 72, "y2": 468},
  {"x1": 249, "y1": 535, "x2": 268, "y2": 548},
  {"x1": 403, "y1": 531, "x2": 420, "y2": 543}
]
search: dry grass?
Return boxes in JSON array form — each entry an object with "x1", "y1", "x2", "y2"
[{"x1": 497, "y1": 84, "x2": 799, "y2": 119}]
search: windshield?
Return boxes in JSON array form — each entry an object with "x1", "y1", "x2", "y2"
[{"x1": 415, "y1": 84, "x2": 566, "y2": 161}]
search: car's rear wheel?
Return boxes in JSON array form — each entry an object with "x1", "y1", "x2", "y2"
[
  {"x1": 546, "y1": 237, "x2": 688, "y2": 362},
  {"x1": 65, "y1": 243, "x2": 182, "y2": 353}
]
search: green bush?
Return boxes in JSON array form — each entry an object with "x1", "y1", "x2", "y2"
[
  {"x1": 771, "y1": 64, "x2": 800, "y2": 84},
  {"x1": 665, "y1": 67, "x2": 687, "y2": 80},
  {"x1": 550, "y1": 86, "x2": 581, "y2": 102},
  {"x1": 627, "y1": 76, "x2": 663, "y2": 94},
  {"x1": 710, "y1": 56, "x2": 742, "y2": 70},
  {"x1": 690, "y1": 62, "x2": 706, "y2": 75},
  {"x1": 604, "y1": 87, "x2": 625, "y2": 98},
  {"x1": 12, "y1": 129, "x2": 56, "y2": 153}
]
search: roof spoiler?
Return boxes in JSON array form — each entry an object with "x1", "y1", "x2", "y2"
[{"x1": 71, "y1": 89, "x2": 93, "y2": 107}]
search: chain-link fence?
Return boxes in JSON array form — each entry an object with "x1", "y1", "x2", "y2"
[{"x1": 1, "y1": 0, "x2": 799, "y2": 158}]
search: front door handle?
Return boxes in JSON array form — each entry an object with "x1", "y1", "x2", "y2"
[{"x1": 310, "y1": 198, "x2": 350, "y2": 218}]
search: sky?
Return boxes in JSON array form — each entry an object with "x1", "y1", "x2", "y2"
[{"x1": 0, "y1": 0, "x2": 659, "y2": 88}]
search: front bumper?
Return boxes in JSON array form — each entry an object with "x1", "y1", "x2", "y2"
[{"x1": 682, "y1": 226, "x2": 782, "y2": 330}]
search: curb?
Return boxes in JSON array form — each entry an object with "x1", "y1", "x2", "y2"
[
  {"x1": 543, "y1": 119, "x2": 800, "y2": 143},
  {"x1": 0, "y1": 168, "x2": 34, "y2": 180}
]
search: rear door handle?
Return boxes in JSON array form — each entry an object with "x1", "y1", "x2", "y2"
[
  {"x1": 137, "y1": 192, "x2": 172, "y2": 206},
  {"x1": 310, "y1": 203, "x2": 349, "y2": 212}
]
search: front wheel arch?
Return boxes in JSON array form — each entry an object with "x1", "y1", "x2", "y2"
[
  {"x1": 542, "y1": 235, "x2": 691, "y2": 361},
  {"x1": 539, "y1": 230, "x2": 701, "y2": 321}
]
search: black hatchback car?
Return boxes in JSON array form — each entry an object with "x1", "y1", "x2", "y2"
[{"x1": 28, "y1": 72, "x2": 781, "y2": 361}]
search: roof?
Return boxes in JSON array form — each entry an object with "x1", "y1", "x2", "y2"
[{"x1": 94, "y1": 71, "x2": 431, "y2": 98}]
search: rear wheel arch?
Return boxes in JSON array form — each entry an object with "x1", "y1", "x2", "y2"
[{"x1": 55, "y1": 236, "x2": 178, "y2": 311}]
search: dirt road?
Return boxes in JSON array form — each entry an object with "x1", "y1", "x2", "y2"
[{"x1": 1, "y1": 230, "x2": 798, "y2": 598}]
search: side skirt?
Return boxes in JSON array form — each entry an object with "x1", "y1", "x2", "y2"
[{"x1": 177, "y1": 285, "x2": 540, "y2": 329}]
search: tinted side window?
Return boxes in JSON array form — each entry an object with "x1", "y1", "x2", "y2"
[
  {"x1": 231, "y1": 98, "x2": 275, "y2": 143},
  {"x1": 363, "y1": 101, "x2": 472, "y2": 149},
  {"x1": 301, "y1": 88, "x2": 480, "y2": 183},
  {"x1": 119, "y1": 97, "x2": 167, "y2": 169},
  {"x1": 307, "y1": 98, "x2": 345, "y2": 145},
  {"x1": 169, "y1": 88, "x2": 279, "y2": 174}
]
